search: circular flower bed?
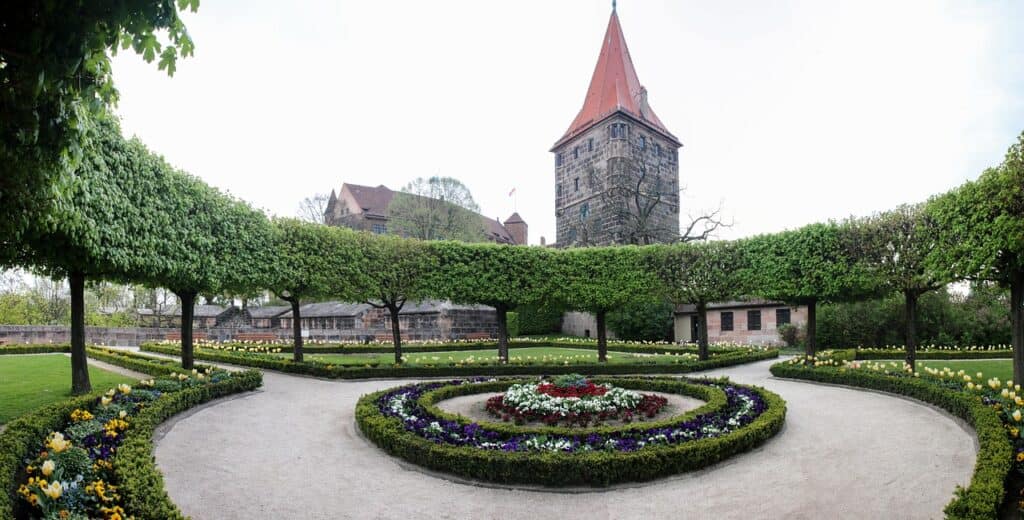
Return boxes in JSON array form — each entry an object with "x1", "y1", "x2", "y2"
[
  {"x1": 356, "y1": 376, "x2": 786, "y2": 486},
  {"x1": 485, "y1": 374, "x2": 668, "y2": 426}
]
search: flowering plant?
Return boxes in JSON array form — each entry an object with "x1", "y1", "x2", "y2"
[{"x1": 484, "y1": 376, "x2": 669, "y2": 426}]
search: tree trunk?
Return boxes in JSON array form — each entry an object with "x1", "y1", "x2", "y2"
[
  {"x1": 289, "y1": 298, "x2": 303, "y2": 363},
  {"x1": 69, "y1": 272, "x2": 91, "y2": 395},
  {"x1": 1012, "y1": 269, "x2": 1023, "y2": 386},
  {"x1": 696, "y1": 301, "x2": 709, "y2": 361},
  {"x1": 496, "y1": 304, "x2": 509, "y2": 364},
  {"x1": 389, "y1": 304, "x2": 403, "y2": 364},
  {"x1": 179, "y1": 291, "x2": 197, "y2": 370},
  {"x1": 805, "y1": 298, "x2": 817, "y2": 360},
  {"x1": 905, "y1": 290, "x2": 918, "y2": 373},
  {"x1": 597, "y1": 309, "x2": 608, "y2": 362}
]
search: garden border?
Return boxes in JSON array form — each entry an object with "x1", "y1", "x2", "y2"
[{"x1": 356, "y1": 377, "x2": 786, "y2": 486}]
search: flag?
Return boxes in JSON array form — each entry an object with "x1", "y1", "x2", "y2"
[{"x1": 508, "y1": 187, "x2": 516, "y2": 197}]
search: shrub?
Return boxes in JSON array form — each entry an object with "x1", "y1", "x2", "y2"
[
  {"x1": 514, "y1": 302, "x2": 564, "y2": 335},
  {"x1": 777, "y1": 324, "x2": 803, "y2": 348},
  {"x1": 606, "y1": 299, "x2": 674, "y2": 342},
  {"x1": 0, "y1": 344, "x2": 71, "y2": 355},
  {"x1": 506, "y1": 311, "x2": 520, "y2": 338}
]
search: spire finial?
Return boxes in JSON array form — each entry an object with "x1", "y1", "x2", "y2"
[{"x1": 612, "y1": 0, "x2": 617, "y2": 12}]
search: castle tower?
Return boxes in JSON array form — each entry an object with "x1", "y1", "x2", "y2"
[
  {"x1": 504, "y1": 212, "x2": 527, "y2": 245},
  {"x1": 551, "y1": 7, "x2": 681, "y2": 246}
]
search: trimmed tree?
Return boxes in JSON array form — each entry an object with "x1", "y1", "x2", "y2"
[
  {"x1": 853, "y1": 204, "x2": 948, "y2": 371},
  {"x1": 929, "y1": 131, "x2": 1024, "y2": 381},
  {"x1": 740, "y1": 222, "x2": 879, "y2": 357},
  {"x1": 555, "y1": 246, "x2": 656, "y2": 362},
  {"x1": 362, "y1": 235, "x2": 435, "y2": 364},
  {"x1": 645, "y1": 241, "x2": 745, "y2": 360},
  {"x1": 427, "y1": 242, "x2": 554, "y2": 363},
  {"x1": 268, "y1": 219, "x2": 368, "y2": 362}
]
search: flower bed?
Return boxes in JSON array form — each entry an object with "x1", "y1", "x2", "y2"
[
  {"x1": 484, "y1": 374, "x2": 668, "y2": 426},
  {"x1": 1, "y1": 350, "x2": 262, "y2": 520},
  {"x1": 770, "y1": 356, "x2": 1012, "y2": 520},
  {"x1": 139, "y1": 342, "x2": 779, "y2": 379},
  {"x1": 356, "y1": 376, "x2": 786, "y2": 486}
]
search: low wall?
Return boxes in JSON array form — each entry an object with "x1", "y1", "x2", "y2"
[{"x1": 560, "y1": 312, "x2": 617, "y2": 340}]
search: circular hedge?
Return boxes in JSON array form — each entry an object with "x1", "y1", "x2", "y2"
[{"x1": 356, "y1": 376, "x2": 786, "y2": 486}]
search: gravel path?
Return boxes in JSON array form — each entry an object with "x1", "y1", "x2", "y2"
[{"x1": 154, "y1": 358, "x2": 977, "y2": 519}]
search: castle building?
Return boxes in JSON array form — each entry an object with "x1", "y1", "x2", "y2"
[
  {"x1": 552, "y1": 7, "x2": 681, "y2": 247},
  {"x1": 324, "y1": 183, "x2": 526, "y2": 245}
]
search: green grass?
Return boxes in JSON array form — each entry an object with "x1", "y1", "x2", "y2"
[
  {"x1": 0, "y1": 354, "x2": 137, "y2": 425},
  {"x1": 273, "y1": 347, "x2": 699, "y2": 366},
  {"x1": 874, "y1": 358, "x2": 1015, "y2": 382}
]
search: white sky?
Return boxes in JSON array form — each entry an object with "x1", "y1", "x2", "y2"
[{"x1": 110, "y1": 0, "x2": 1024, "y2": 245}]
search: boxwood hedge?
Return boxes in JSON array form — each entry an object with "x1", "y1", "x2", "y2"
[
  {"x1": 769, "y1": 361, "x2": 1011, "y2": 520},
  {"x1": 355, "y1": 377, "x2": 786, "y2": 486},
  {"x1": 140, "y1": 342, "x2": 778, "y2": 379},
  {"x1": 0, "y1": 344, "x2": 71, "y2": 355}
]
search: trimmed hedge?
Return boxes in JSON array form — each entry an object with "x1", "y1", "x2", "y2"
[
  {"x1": 420, "y1": 377, "x2": 729, "y2": 437},
  {"x1": 853, "y1": 348, "x2": 1013, "y2": 361},
  {"x1": 140, "y1": 343, "x2": 778, "y2": 379},
  {"x1": 113, "y1": 369, "x2": 263, "y2": 519},
  {"x1": 769, "y1": 362, "x2": 1011, "y2": 520},
  {"x1": 356, "y1": 377, "x2": 786, "y2": 486},
  {"x1": 155, "y1": 340, "x2": 705, "y2": 356},
  {"x1": 0, "y1": 344, "x2": 71, "y2": 355},
  {"x1": 86, "y1": 346, "x2": 208, "y2": 376}
]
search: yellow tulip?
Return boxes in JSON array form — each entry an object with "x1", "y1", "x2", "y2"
[
  {"x1": 41, "y1": 460, "x2": 54, "y2": 477},
  {"x1": 41, "y1": 481, "x2": 62, "y2": 500},
  {"x1": 1013, "y1": 409, "x2": 1022, "y2": 422}
]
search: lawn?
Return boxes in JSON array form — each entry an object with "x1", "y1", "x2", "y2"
[
  {"x1": 0, "y1": 354, "x2": 137, "y2": 425},
  {"x1": 873, "y1": 358, "x2": 1015, "y2": 382},
  {"x1": 273, "y1": 347, "x2": 700, "y2": 366}
]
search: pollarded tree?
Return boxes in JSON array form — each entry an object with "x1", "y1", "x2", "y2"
[
  {"x1": 1, "y1": 1, "x2": 199, "y2": 262},
  {"x1": 426, "y1": 242, "x2": 555, "y2": 363},
  {"x1": 555, "y1": 246, "x2": 656, "y2": 362},
  {"x1": 853, "y1": 205, "x2": 948, "y2": 371},
  {"x1": 740, "y1": 222, "x2": 880, "y2": 357},
  {"x1": 362, "y1": 235, "x2": 435, "y2": 364},
  {"x1": 929, "y1": 130, "x2": 1024, "y2": 381},
  {"x1": 268, "y1": 219, "x2": 369, "y2": 362},
  {"x1": 645, "y1": 241, "x2": 746, "y2": 360}
]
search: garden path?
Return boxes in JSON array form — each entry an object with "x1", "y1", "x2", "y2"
[{"x1": 153, "y1": 358, "x2": 977, "y2": 519}]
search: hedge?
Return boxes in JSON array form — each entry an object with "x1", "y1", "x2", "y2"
[
  {"x1": 85, "y1": 346, "x2": 209, "y2": 376},
  {"x1": 769, "y1": 361, "x2": 1011, "y2": 520},
  {"x1": 852, "y1": 348, "x2": 1013, "y2": 361},
  {"x1": 356, "y1": 377, "x2": 786, "y2": 486},
  {"x1": 0, "y1": 344, "x2": 71, "y2": 355},
  {"x1": 140, "y1": 343, "x2": 778, "y2": 379},
  {"x1": 113, "y1": 369, "x2": 262, "y2": 519},
  {"x1": 420, "y1": 377, "x2": 729, "y2": 438},
  {"x1": 157, "y1": 340, "x2": 705, "y2": 356}
]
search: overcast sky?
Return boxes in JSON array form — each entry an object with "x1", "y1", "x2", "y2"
[{"x1": 110, "y1": 0, "x2": 1024, "y2": 245}]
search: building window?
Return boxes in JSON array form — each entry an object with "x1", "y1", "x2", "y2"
[
  {"x1": 580, "y1": 203, "x2": 589, "y2": 220},
  {"x1": 776, "y1": 308, "x2": 791, "y2": 326},
  {"x1": 371, "y1": 223, "x2": 386, "y2": 234},
  {"x1": 748, "y1": 310, "x2": 762, "y2": 331},
  {"x1": 574, "y1": 177, "x2": 579, "y2": 192},
  {"x1": 721, "y1": 312, "x2": 734, "y2": 331},
  {"x1": 556, "y1": 184, "x2": 562, "y2": 197},
  {"x1": 654, "y1": 143, "x2": 661, "y2": 157},
  {"x1": 588, "y1": 138, "x2": 594, "y2": 152},
  {"x1": 556, "y1": 153, "x2": 563, "y2": 167},
  {"x1": 610, "y1": 123, "x2": 628, "y2": 139},
  {"x1": 638, "y1": 135, "x2": 646, "y2": 150},
  {"x1": 573, "y1": 147, "x2": 579, "y2": 159}
]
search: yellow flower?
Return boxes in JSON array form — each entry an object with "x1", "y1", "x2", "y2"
[
  {"x1": 1017, "y1": 452, "x2": 1024, "y2": 462},
  {"x1": 41, "y1": 460, "x2": 55, "y2": 477},
  {"x1": 101, "y1": 396, "x2": 112, "y2": 407},
  {"x1": 46, "y1": 432, "x2": 71, "y2": 453},
  {"x1": 1013, "y1": 409, "x2": 1022, "y2": 422},
  {"x1": 118, "y1": 410, "x2": 127, "y2": 419},
  {"x1": 41, "y1": 481, "x2": 62, "y2": 500},
  {"x1": 70, "y1": 409, "x2": 94, "y2": 422},
  {"x1": 117, "y1": 384, "x2": 132, "y2": 395},
  {"x1": 105, "y1": 389, "x2": 115, "y2": 398}
]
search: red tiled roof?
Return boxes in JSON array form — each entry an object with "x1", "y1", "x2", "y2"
[
  {"x1": 553, "y1": 10, "x2": 677, "y2": 149},
  {"x1": 505, "y1": 212, "x2": 525, "y2": 225}
]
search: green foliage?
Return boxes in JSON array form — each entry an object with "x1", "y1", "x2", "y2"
[
  {"x1": 362, "y1": 234, "x2": 434, "y2": 310},
  {"x1": 646, "y1": 241, "x2": 746, "y2": 309},
  {"x1": 506, "y1": 311, "x2": 520, "y2": 338},
  {"x1": 852, "y1": 204, "x2": 946, "y2": 294},
  {"x1": 0, "y1": 0, "x2": 198, "y2": 254},
  {"x1": 355, "y1": 378, "x2": 785, "y2": 486},
  {"x1": 139, "y1": 342, "x2": 778, "y2": 379},
  {"x1": 606, "y1": 298, "x2": 674, "y2": 342},
  {"x1": 554, "y1": 246, "x2": 655, "y2": 313},
  {"x1": 817, "y1": 286, "x2": 1011, "y2": 348},
  {"x1": 513, "y1": 302, "x2": 564, "y2": 335},
  {"x1": 387, "y1": 176, "x2": 486, "y2": 242},
  {"x1": 0, "y1": 344, "x2": 71, "y2": 355},
  {"x1": 769, "y1": 361, "x2": 1010, "y2": 520},
  {"x1": 427, "y1": 242, "x2": 555, "y2": 310},
  {"x1": 268, "y1": 219, "x2": 369, "y2": 303},
  {"x1": 777, "y1": 323, "x2": 803, "y2": 348}
]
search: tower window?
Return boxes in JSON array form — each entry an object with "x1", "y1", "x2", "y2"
[
  {"x1": 556, "y1": 153, "x2": 563, "y2": 167},
  {"x1": 610, "y1": 123, "x2": 628, "y2": 139},
  {"x1": 574, "y1": 178, "x2": 580, "y2": 192},
  {"x1": 573, "y1": 147, "x2": 579, "y2": 159},
  {"x1": 556, "y1": 184, "x2": 562, "y2": 198},
  {"x1": 588, "y1": 138, "x2": 594, "y2": 152},
  {"x1": 638, "y1": 135, "x2": 646, "y2": 150},
  {"x1": 654, "y1": 143, "x2": 661, "y2": 157},
  {"x1": 580, "y1": 203, "x2": 589, "y2": 220}
]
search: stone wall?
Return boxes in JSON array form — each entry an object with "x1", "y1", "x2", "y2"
[
  {"x1": 673, "y1": 305, "x2": 808, "y2": 346},
  {"x1": 560, "y1": 311, "x2": 617, "y2": 340},
  {"x1": 553, "y1": 114, "x2": 680, "y2": 246}
]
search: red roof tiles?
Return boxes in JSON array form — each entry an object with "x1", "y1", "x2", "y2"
[{"x1": 553, "y1": 10, "x2": 677, "y2": 149}]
